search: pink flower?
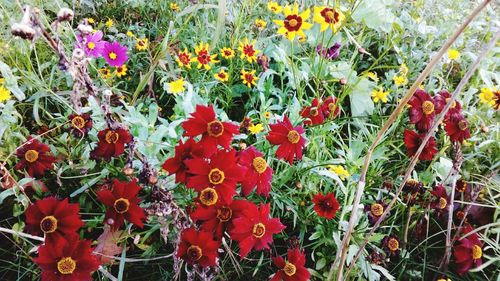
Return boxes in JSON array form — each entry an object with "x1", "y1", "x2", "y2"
[{"x1": 102, "y1": 41, "x2": 128, "y2": 67}]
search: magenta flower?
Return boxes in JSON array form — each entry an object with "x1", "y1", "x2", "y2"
[
  {"x1": 78, "y1": 31, "x2": 105, "y2": 57},
  {"x1": 102, "y1": 41, "x2": 128, "y2": 67}
]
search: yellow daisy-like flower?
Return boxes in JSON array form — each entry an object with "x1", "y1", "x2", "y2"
[
  {"x1": 115, "y1": 65, "x2": 127, "y2": 77},
  {"x1": 479, "y1": 87, "x2": 499, "y2": 109},
  {"x1": 371, "y1": 88, "x2": 389, "y2": 103},
  {"x1": 366, "y1": 72, "x2": 379, "y2": 82},
  {"x1": 399, "y1": 63, "x2": 409, "y2": 76},
  {"x1": 328, "y1": 165, "x2": 350, "y2": 181},
  {"x1": 87, "y1": 18, "x2": 95, "y2": 24},
  {"x1": 393, "y1": 75, "x2": 408, "y2": 86},
  {"x1": 214, "y1": 69, "x2": 229, "y2": 82},
  {"x1": 248, "y1": 123, "x2": 264, "y2": 134},
  {"x1": 0, "y1": 86, "x2": 11, "y2": 102},
  {"x1": 105, "y1": 19, "x2": 113, "y2": 28},
  {"x1": 220, "y1": 47, "x2": 235, "y2": 59},
  {"x1": 274, "y1": 4, "x2": 313, "y2": 41},
  {"x1": 241, "y1": 69, "x2": 258, "y2": 88},
  {"x1": 255, "y1": 19, "x2": 267, "y2": 30},
  {"x1": 313, "y1": 6, "x2": 345, "y2": 32},
  {"x1": 448, "y1": 49, "x2": 460, "y2": 60},
  {"x1": 126, "y1": 31, "x2": 134, "y2": 37},
  {"x1": 99, "y1": 68, "x2": 112, "y2": 79},
  {"x1": 238, "y1": 38, "x2": 260, "y2": 63},
  {"x1": 170, "y1": 3, "x2": 180, "y2": 12},
  {"x1": 176, "y1": 48, "x2": 192, "y2": 69},
  {"x1": 135, "y1": 38, "x2": 149, "y2": 51},
  {"x1": 191, "y1": 43, "x2": 218, "y2": 70},
  {"x1": 268, "y1": 1, "x2": 283, "y2": 14},
  {"x1": 167, "y1": 77, "x2": 186, "y2": 94},
  {"x1": 264, "y1": 111, "x2": 271, "y2": 118}
]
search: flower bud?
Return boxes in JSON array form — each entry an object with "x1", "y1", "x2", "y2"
[{"x1": 57, "y1": 8, "x2": 74, "y2": 22}]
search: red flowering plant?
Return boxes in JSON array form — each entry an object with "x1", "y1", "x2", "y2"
[
  {"x1": 271, "y1": 248, "x2": 311, "y2": 281},
  {"x1": 90, "y1": 128, "x2": 133, "y2": 160},
  {"x1": 15, "y1": 136, "x2": 56, "y2": 178},
  {"x1": 176, "y1": 227, "x2": 220, "y2": 267},
  {"x1": 266, "y1": 116, "x2": 306, "y2": 164}
]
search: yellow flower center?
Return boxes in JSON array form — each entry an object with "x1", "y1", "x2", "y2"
[
  {"x1": 207, "y1": 120, "x2": 224, "y2": 137},
  {"x1": 287, "y1": 130, "x2": 300, "y2": 144},
  {"x1": 289, "y1": 19, "x2": 298, "y2": 27},
  {"x1": 472, "y1": 245, "x2": 482, "y2": 260},
  {"x1": 208, "y1": 168, "x2": 225, "y2": 185},
  {"x1": 199, "y1": 187, "x2": 218, "y2": 206},
  {"x1": 252, "y1": 157, "x2": 267, "y2": 174},
  {"x1": 109, "y1": 52, "x2": 117, "y2": 60},
  {"x1": 40, "y1": 215, "x2": 58, "y2": 234},
  {"x1": 24, "y1": 150, "x2": 39, "y2": 163},
  {"x1": 252, "y1": 223, "x2": 266, "y2": 238},
  {"x1": 113, "y1": 198, "x2": 130, "y2": 214},
  {"x1": 87, "y1": 42, "x2": 95, "y2": 50},
  {"x1": 458, "y1": 120, "x2": 468, "y2": 131},
  {"x1": 422, "y1": 101, "x2": 435, "y2": 115},
  {"x1": 187, "y1": 245, "x2": 203, "y2": 262},
  {"x1": 370, "y1": 203, "x2": 384, "y2": 217},
  {"x1": 105, "y1": 131, "x2": 119, "y2": 144},
  {"x1": 438, "y1": 197, "x2": 447, "y2": 209},
  {"x1": 216, "y1": 206, "x2": 232, "y2": 222},
  {"x1": 388, "y1": 238, "x2": 399, "y2": 252},
  {"x1": 71, "y1": 116, "x2": 86, "y2": 129},
  {"x1": 283, "y1": 262, "x2": 297, "y2": 276},
  {"x1": 57, "y1": 257, "x2": 76, "y2": 275}
]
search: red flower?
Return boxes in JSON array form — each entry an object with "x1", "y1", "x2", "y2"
[
  {"x1": 266, "y1": 116, "x2": 306, "y2": 164},
  {"x1": 162, "y1": 138, "x2": 204, "y2": 184},
  {"x1": 25, "y1": 197, "x2": 84, "y2": 244},
  {"x1": 184, "y1": 149, "x2": 245, "y2": 203},
  {"x1": 229, "y1": 203, "x2": 285, "y2": 258},
  {"x1": 434, "y1": 90, "x2": 462, "y2": 121},
  {"x1": 321, "y1": 96, "x2": 341, "y2": 119},
  {"x1": 68, "y1": 113, "x2": 93, "y2": 137},
  {"x1": 312, "y1": 192, "x2": 340, "y2": 220},
  {"x1": 381, "y1": 234, "x2": 401, "y2": 257},
  {"x1": 271, "y1": 248, "x2": 310, "y2": 281},
  {"x1": 90, "y1": 128, "x2": 133, "y2": 160},
  {"x1": 97, "y1": 179, "x2": 146, "y2": 230},
  {"x1": 15, "y1": 136, "x2": 56, "y2": 178},
  {"x1": 33, "y1": 234, "x2": 100, "y2": 281},
  {"x1": 403, "y1": 129, "x2": 438, "y2": 161},
  {"x1": 430, "y1": 184, "x2": 449, "y2": 219},
  {"x1": 181, "y1": 105, "x2": 239, "y2": 155},
  {"x1": 453, "y1": 230, "x2": 483, "y2": 275},
  {"x1": 190, "y1": 199, "x2": 253, "y2": 239},
  {"x1": 300, "y1": 98, "x2": 325, "y2": 126},
  {"x1": 444, "y1": 115, "x2": 471, "y2": 143},
  {"x1": 176, "y1": 227, "x2": 220, "y2": 267},
  {"x1": 408, "y1": 89, "x2": 436, "y2": 132},
  {"x1": 238, "y1": 146, "x2": 273, "y2": 197}
]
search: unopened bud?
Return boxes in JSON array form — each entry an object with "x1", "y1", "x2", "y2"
[
  {"x1": 57, "y1": 8, "x2": 74, "y2": 22},
  {"x1": 124, "y1": 167, "x2": 134, "y2": 176},
  {"x1": 11, "y1": 23, "x2": 35, "y2": 40},
  {"x1": 340, "y1": 78, "x2": 347, "y2": 85},
  {"x1": 481, "y1": 125, "x2": 489, "y2": 133},
  {"x1": 149, "y1": 176, "x2": 158, "y2": 185},
  {"x1": 295, "y1": 181, "x2": 302, "y2": 189}
]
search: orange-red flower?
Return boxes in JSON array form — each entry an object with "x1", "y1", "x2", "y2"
[
  {"x1": 97, "y1": 179, "x2": 146, "y2": 230},
  {"x1": 238, "y1": 38, "x2": 260, "y2": 63},
  {"x1": 321, "y1": 96, "x2": 341, "y2": 119},
  {"x1": 300, "y1": 98, "x2": 325, "y2": 126},
  {"x1": 238, "y1": 146, "x2": 273, "y2": 197},
  {"x1": 176, "y1": 227, "x2": 220, "y2": 267},
  {"x1": 15, "y1": 136, "x2": 56, "y2": 178},
  {"x1": 434, "y1": 90, "x2": 462, "y2": 121},
  {"x1": 191, "y1": 43, "x2": 218, "y2": 70},
  {"x1": 162, "y1": 138, "x2": 204, "y2": 184},
  {"x1": 271, "y1": 248, "x2": 310, "y2": 281},
  {"x1": 90, "y1": 128, "x2": 133, "y2": 160},
  {"x1": 408, "y1": 89, "x2": 436, "y2": 132},
  {"x1": 266, "y1": 116, "x2": 306, "y2": 164},
  {"x1": 176, "y1": 48, "x2": 192, "y2": 69},
  {"x1": 312, "y1": 192, "x2": 340, "y2": 220},
  {"x1": 444, "y1": 115, "x2": 471, "y2": 143},
  {"x1": 403, "y1": 129, "x2": 438, "y2": 161}
]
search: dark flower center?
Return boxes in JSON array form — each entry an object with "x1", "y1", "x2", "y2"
[
  {"x1": 252, "y1": 223, "x2": 266, "y2": 238},
  {"x1": 208, "y1": 168, "x2": 225, "y2": 185},
  {"x1": 113, "y1": 198, "x2": 130, "y2": 214},
  {"x1": 244, "y1": 73, "x2": 255, "y2": 84},
  {"x1": 243, "y1": 45, "x2": 256, "y2": 57},
  {"x1": 187, "y1": 245, "x2": 203, "y2": 262},
  {"x1": 57, "y1": 257, "x2": 76, "y2": 275},
  {"x1": 179, "y1": 53, "x2": 190, "y2": 65},
  {"x1": 472, "y1": 245, "x2": 482, "y2": 259},
  {"x1": 217, "y1": 206, "x2": 232, "y2": 222},
  {"x1": 224, "y1": 50, "x2": 232, "y2": 56},
  {"x1": 252, "y1": 157, "x2": 267, "y2": 174},
  {"x1": 105, "y1": 131, "x2": 119, "y2": 144},
  {"x1": 287, "y1": 130, "x2": 300, "y2": 144},
  {"x1": 458, "y1": 120, "x2": 468, "y2": 131},
  {"x1": 457, "y1": 181, "x2": 467, "y2": 192},
  {"x1": 199, "y1": 187, "x2": 218, "y2": 206},
  {"x1": 218, "y1": 72, "x2": 226, "y2": 79},
  {"x1": 207, "y1": 120, "x2": 224, "y2": 137},
  {"x1": 24, "y1": 150, "x2": 39, "y2": 163},
  {"x1": 422, "y1": 101, "x2": 435, "y2": 115},
  {"x1": 321, "y1": 8, "x2": 340, "y2": 24},
  {"x1": 284, "y1": 15, "x2": 302, "y2": 31},
  {"x1": 283, "y1": 262, "x2": 297, "y2": 276},
  {"x1": 71, "y1": 116, "x2": 86, "y2": 129},
  {"x1": 40, "y1": 215, "x2": 58, "y2": 233},
  {"x1": 370, "y1": 203, "x2": 384, "y2": 217},
  {"x1": 388, "y1": 238, "x2": 399, "y2": 252},
  {"x1": 197, "y1": 50, "x2": 210, "y2": 64}
]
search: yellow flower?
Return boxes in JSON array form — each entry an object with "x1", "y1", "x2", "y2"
[
  {"x1": 238, "y1": 38, "x2": 260, "y2": 63},
  {"x1": 170, "y1": 3, "x2": 180, "y2": 12},
  {"x1": 0, "y1": 86, "x2": 11, "y2": 102},
  {"x1": 214, "y1": 69, "x2": 229, "y2": 82},
  {"x1": 399, "y1": 63, "x2": 409, "y2": 76},
  {"x1": 176, "y1": 48, "x2": 192, "y2": 69},
  {"x1": 241, "y1": 69, "x2": 258, "y2": 88},
  {"x1": 255, "y1": 19, "x2": 267, "y2": 30},
  {"x1": 126, "y1": 31, "x2": 134, "y2": 37},
  {"x1": 393, "y1": 75, "x2": 408, "y2": 86},
  {"x1": 105, "y1": 19, "x2": 113, "y2": 28},
  {"x1": 135, "y1": 38, "x2": 149, "y2": 51},
  {"x1": 313, "y1": 6, "x2": 345, "y2": 32},
  {"x1": 191, "y1": 43, "x2": 218, "y2": 70},
  {"x1": 0, "y1": 78, "x2": 5, "y2": 84},
  {"x1": 448, "y1": 49, "x2": 460, "y2": 60},
  {"x1": 264, "y1": 111, "x2": 271, "y2": 118},
  {"x1": 248, "y1": 123, "x2": 264, "y2": 134},
  {"x1": 274, "y1": 4, "x2": 313, "y2": 41},
  {"x1": 479, "y1": 87, "x2": 497, "y2": 107},
  {"x1": 268, "y1": 2, "x2": 282, "y2": 14},
  {"x1": 220, "y1": 47, "x2": 235, "y2": 59},
  {"x1": 115, "y1": 64, "x2": 127, "y2": 77},
  {"x1": 371, "y1": 88, "x2": 389, "y2": 103},
  {"x1": 87, "y1": 18, "x2": 95, "y2": 24},
  {"x1": 99, "y1": 68, "x2": 112, "y2": 79},
  {"x1": 366, "y1": 72, "x2": 379, "y2": 82},
  {"x1": 167, "y1": 77, "x2": 186, "y2": 94},
  {"x1": 328, "y1": 165, "x2": 350, "y2": 181}
]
